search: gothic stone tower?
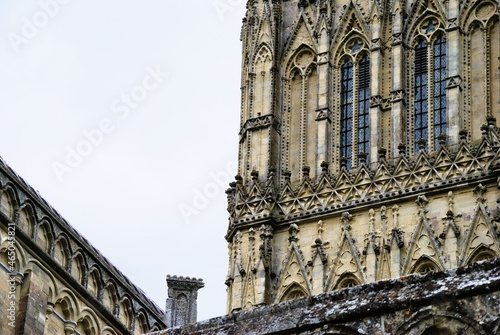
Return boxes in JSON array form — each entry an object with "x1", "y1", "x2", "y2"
[{"x1": 225, "y1": 0, "x2": 500, "y2": 312}]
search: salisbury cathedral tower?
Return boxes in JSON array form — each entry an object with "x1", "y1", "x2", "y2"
[
  {"x1": 222, "y1": 0, "x2": 500, "y2": 328},
  {"x1": 2, "y1": 0, "x2": 500, "y2": 334}
]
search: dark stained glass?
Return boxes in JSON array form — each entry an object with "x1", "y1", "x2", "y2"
[
  {"x1": 415, "y1": 39, "x2": 429, "y2": 152},
  {"x1": 358, "y1": 55, "x2": 370, "y2": 164},
  {"x1": 340, "y1": 59, "x2": 353, "y2": 168},
  {"x1": 433, "y1": 34, "x2": 447, "y2": 148}
]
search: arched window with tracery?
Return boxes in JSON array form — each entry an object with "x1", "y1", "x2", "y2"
[
  {"x1": 338, "y1": 38, "x2": 370, "y2": 169},
  {"x1": 253, "y1": 45, "x2": 272, "y2": 118},
  {"x1": 334, "y1": 273, "x2": 361, "y2": 290},
  {"x1": 463, "y1": 1, "x2": 500, "y2": 141},
  {"x1": 410, "y1": 18, "x2": 447, "y2": 153},
  {"x1": 412, "y1": 256, "x2": 440, "y2": 275},
  {"x1": 283, "y1": 47, "x2": 318, "y2": 182},
  {"x1": 279, "y1": 283, "x2": 307, "y2": 303}
]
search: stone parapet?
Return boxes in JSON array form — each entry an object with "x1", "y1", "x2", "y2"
[{"x1": 146, "y1": 257, "x2": 500, "y2": 334}]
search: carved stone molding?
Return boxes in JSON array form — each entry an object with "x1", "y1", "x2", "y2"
[
  {"x1": 390, "y1": 90, "x2": 406, "y2": 102},
  {"x1": 370, "y1": 95, "x2": 383, "y2": 108},
  {"x1": 446, "y1": 17, "x2": 460, "y2": 32},
  {"x1": 239, "y1": 114, "x2": 280, "y2": 141},
  {"x1": 371, "y1": 38, "x2": 382, "y2": 51},
  {"x1": 315, "y1": 108, "x2": 332, "y2": 121},
  {"x1": 447, "y1": 75, "x2": 463, "y2": 89},
  {"x1": 227, "y1": 125, "x2": 500, "y2": 227},
  {"x1": 391, "y1": 33, "x2": 402, "y2": 46}
]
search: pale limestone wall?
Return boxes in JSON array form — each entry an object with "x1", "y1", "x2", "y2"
[
  {"x1": 227, "y1": 176, "x2": 500, "y2": 311},
  {"x1": 228, "y1": 0, "x2": 500, "y2": 313},
  {"x1": 237, "y1": 0, "x2": 500, "y2": 183},
  {"x1": 0, "y1": 158, "x2": 165, "y2": 335}
]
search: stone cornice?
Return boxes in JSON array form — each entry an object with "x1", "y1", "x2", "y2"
[
  {"x1": 166, "y1": 275, "x2": 205, "y2": 292},
  {"x1": 239, "y1": 114, "x2": 280, "y2": 141},
  {"x1": 226, "y1": 126, "x2": 500, "y2": 236}
]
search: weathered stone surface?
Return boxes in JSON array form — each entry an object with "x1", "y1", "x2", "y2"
[
  {"x1": 166, "y1": 276, "x2": 205, "y2": 328},
  {"x1": 226, "y1": 0, "x2": 500, "y2": 315},
  {"x1": 147, "y1": 258, "x2": 500, "y2": 335}
]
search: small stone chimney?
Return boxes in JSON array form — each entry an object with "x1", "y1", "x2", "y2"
[{"x1": 165, "y1": 275, "x2": 204, "y2": 328}]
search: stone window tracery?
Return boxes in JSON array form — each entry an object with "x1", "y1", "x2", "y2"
[
  {"x1": 412, "y1": 256, "x2": 440, "y2": 274},
  {"x1": 468, "y1": 246, "x2": 497, "y2": 264},
  {"x1": 280, "y1": 284, "x2": 307, "y2": 302},
  {"x1": 283, "y1": 47, "x2": 318, "y2": 181},
  {"x1": 411, "y1": 20, "x2": 447, "y2": 153},
  {"x1": 335, "y1": 273, "x2": 361, "y2": 290},
  {"x1": 338, "y1": 38, "x2": 370, "y2": 169}
]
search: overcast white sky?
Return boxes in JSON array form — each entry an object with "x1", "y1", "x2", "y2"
[{"x1": 0, "y1": 0, "x2": 246, "y2": 322}]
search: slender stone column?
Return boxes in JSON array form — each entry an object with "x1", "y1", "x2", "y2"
[
  {"x1": 391, "y1": 0, "x2": 406, "y2": 158},
  {"x1": 370, "y1": 9, "x2": 383, "y2": 164},
  {"x1": 316, "y1": 16, "x2": 332, "y2": 176},
  {"x1": 446, "y1": 0, "x2": 462, "y2": 147}
]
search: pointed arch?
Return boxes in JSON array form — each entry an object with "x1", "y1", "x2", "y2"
[
  {"x1": 35, "y1": 218, "x2": 55, "y2": 254},
  {"x1": 0, "y1": 239, "x2": 27, "y2": 272},
  {"x1": 278, "y1": 282, "x2": 308, "y2": 303},
  {"x1": 411, "y1": 255, "x2": 442, "y2": 274},
  {"x1": 462, "y1": 1, "x2": 500, "y2": 141},
  {"x1": 54, "y1": 290, "x2": 80, "y2": 320},
  {"x1": 465, "y1": 244, "x2": 498, "y2": 265},
  {"x1": 459, "y1": 200, "x2": 500, "y2": 266},
  {"x1": 252, "y1": 43, "x2": 273, "y2": 118},
  {"x1": 405, "y1": 5, "x2": 447, "y2": 47},
  {"x1": 285, "y1": 44, "x2": 316, "y2": 77},
  {"x1": 282, "y1": 14, "x2": 317, "y2": 68},
  {"x1": 326, "y1": 219, "x2": 366, "y2": 290},
  {"x1": 330, "y1": 1, "x2": 371, "y2": 61},
  {"x1": 461, "y1": 0, "x2": 498, "y2": 32},
  {"x1": 135, "y1": 309, "x2": 150, "y2": 334},
  {"x1": 77, "y1": 309, "x2": 101, "y2": 335},
  {"x1": 405, "y1": 11, "x2": 448, "y2": 154},
  {"x1": 282, "y1": 44, "x2": 319, "y2": 183},
  {"x1": 118, "y1": 295, "x2": 134, "y2": 330},
  {"x1": 17, "y1": 201, "x2": 36, "y2": 238},
  {"x1": 86, "y1": 266, "x2": 103, "y2": 300},
  {"x1": 102, "y1": 279, "x2": 119, "y2": 315},
  {"x1": 333, "y1": 272, "x2": 362, "y2": 290},
  {"x1": 329, "y1": 10, "x2": 372, "y2": 170},
  {"x1": 251, "y1": 43, "x2": 273, "y2": 70},
  {"x1": 0, "y1": 184, "x2": 19, "y2": 221},
  {"x1": 71, "y1": 251, "x2": 87, "y2": 285},
  {"x1": 53, "y1": 234, "x2": 71, "y2": 271}
]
